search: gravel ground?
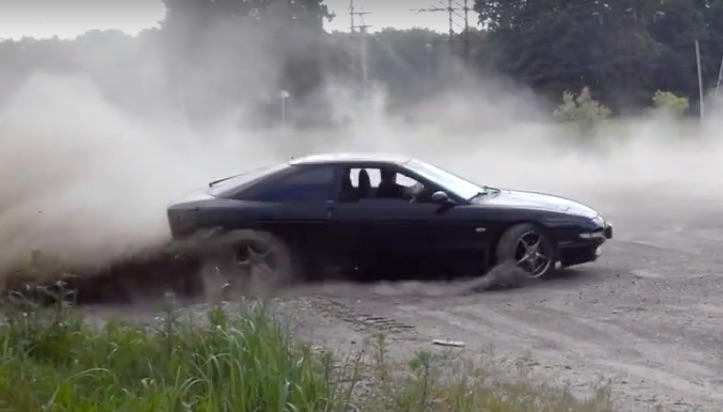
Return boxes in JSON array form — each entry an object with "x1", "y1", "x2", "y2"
[{"x1": 80, "y1": 193, "x2": 723, "y2": 412}]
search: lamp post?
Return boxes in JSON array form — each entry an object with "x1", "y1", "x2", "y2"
[{"x1": 280, "y1": 90, "x2": 290, "y2": 125}]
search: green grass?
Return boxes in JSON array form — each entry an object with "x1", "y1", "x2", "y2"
[{"x1": 0, "y1": 288, "x2": 616, "y2": 412}]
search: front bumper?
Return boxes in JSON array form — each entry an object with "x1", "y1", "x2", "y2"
[
  {"x1": 558, "y1": 220, "x2": 612, "y2": 268},
  {"x1": 578, "y1": 221, "x2": 613, "y2": 241}
]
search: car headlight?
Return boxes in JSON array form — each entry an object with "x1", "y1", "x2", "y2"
[
  {"x1": 591, "y1": 214, "x2": 604, "y2": 227},
  {"x1": 560, "y1": 205, "x2": 599, "y2": 220}
]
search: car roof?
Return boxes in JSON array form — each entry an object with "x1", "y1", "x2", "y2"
[{"x1": 288, "y1": 152, "x2": 413, "y2": 166}]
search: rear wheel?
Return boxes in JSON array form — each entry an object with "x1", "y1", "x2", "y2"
[
  {"x1": 199, "y1": 229, "x2": 301, "y2": 300},
  {"x1": 495, "y1": 223, "x2": 556, "y2": 279}
]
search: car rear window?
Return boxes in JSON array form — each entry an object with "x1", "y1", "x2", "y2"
[{"x1": 207, "y1": 162, "x2": 291, "y2": 197}]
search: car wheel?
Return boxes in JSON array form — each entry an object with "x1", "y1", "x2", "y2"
[
  {"x1": 495, "y1": 222, "x2": 556, "y2": 279},
  {"x1": 200, "y1": 229, "x2": 301, "y2": 300}
]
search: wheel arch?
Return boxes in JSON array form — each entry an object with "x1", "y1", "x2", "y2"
[{"x1": 488, "y1": 219, "x2": 559, "y2": 266}]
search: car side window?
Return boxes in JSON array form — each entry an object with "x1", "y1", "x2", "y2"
[
  {"x1": 341, "y1": 166, "x2": 431, "y2": 203},
  {"x1": 245, "y1": 165, "x2": 337, "y2": 202}
]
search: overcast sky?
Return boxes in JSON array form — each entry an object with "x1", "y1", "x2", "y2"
[{"x1": 0, "y1": 0, "x2": 467, "y2": 40}]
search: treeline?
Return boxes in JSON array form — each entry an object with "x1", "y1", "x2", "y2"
[
  {"x1": 472, "y1": 0, "x2": 723, "y2": 116},
  {"x1": 0, "y1": 0, "x2": 720, "y2": 127}
]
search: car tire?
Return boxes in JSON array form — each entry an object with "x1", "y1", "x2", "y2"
[
  {"x1": 199, "y1": 229, "x2": 302, "y2": 300},
  {"x1": 495, "y1": 222, "x2": 556, "y2": 279}
]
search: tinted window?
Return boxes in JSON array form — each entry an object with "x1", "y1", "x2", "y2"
[{"x1": 246, "y1": 165, "x2": 337, "y2": 202}]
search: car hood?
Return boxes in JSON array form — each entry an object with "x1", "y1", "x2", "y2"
[{"x1": 480, "y1": 189, "x2": 599, "y2": 218}]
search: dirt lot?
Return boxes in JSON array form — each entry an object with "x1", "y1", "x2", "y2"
[{"x1": 81, "y1": 192, "x2": 723, "y2": 412}]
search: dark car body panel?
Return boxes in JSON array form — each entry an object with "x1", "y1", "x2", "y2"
[{"x1": 167, "y1": 153, "x2": 613, "y2": 277}]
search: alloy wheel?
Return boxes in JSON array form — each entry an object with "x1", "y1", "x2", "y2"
[{"x1": 513, "y1": 231, "x2": 552, "y2": 278}]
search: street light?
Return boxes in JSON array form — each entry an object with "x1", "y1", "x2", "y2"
[{"x1": 279, "y1": 90, "x2": 290, "y2": 124}]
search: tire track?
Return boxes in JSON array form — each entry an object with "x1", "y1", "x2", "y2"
[
  {"x1": 307, "y1": 295, "x2": 416, "y2": 335},
  {"x1": 397, "y1": 303, "x2": 723, "y2": 411}
]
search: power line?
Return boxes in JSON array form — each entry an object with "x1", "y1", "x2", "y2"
[
  {"x1": 410, "y1": 0, "x2": 473, "y2": 63},
  {"x1": 348, "y1": 0, "x2": 370, "y2": 34}
]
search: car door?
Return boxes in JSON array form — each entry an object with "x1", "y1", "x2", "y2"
[
  {"x1": 334, "y1": 163, "x2": 496, "y2": 272},
  {"x1": 393, "y1": 161, "x2": 498, "y2": 257},
  {"x1": 328, "y1": 165, "x2": 462, "y2": 268}
]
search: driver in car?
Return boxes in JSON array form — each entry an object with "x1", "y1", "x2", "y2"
[{"x1": 376, "y1": 169, "x2": 406, "y2": 199}]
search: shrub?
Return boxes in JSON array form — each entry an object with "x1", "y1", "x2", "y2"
[
  {"x1": 649, "y1": 90, "x2": 689, "y2": 117},
  {"x1": 552, "y1": 87, "x2": 611, "y2": 137}
]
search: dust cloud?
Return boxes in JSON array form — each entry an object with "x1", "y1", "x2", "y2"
[
  {"x1": 0, "y1": 17, "x2": 721, "y2": 285},
  {"x1": 0, "y1": 72, "x2": 280, "y2": 275}
]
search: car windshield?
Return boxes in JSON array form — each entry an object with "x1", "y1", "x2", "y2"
[
  {"x1": 207, "y1": 162, "x2": 290, "y2": 196},
  {"x1": 405, "y1": 159, "x2": 485, "y2": 200}
]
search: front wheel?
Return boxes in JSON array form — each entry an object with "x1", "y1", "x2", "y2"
[{"x1": 495, "y1": 223, "x2": 556, "y2": 279}]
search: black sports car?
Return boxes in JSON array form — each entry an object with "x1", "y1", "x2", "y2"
[{"x1": 167, "y1": 152, "x2": 613, "y2": 284}]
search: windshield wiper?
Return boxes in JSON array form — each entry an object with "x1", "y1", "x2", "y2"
[
  {"x1": 468, "y1": 186, "x2": 500, "y2": 201},
  {"x1": 467, "y1": 191, "x2": 487, "y2": 201}
]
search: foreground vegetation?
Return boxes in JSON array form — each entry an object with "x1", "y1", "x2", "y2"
[{"x1": 0, "y1": 288, "x2": 615, "y2": 412}]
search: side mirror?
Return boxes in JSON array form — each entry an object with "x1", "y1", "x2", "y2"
[{"x1": 431, "y1": 190, "x2": 450, "y2": 205}]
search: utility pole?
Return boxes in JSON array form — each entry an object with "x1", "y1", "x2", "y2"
[
  {"x1": 695, "y1": 39, "x2": 705, "y2": 119},
  {"x1": 280, "y1": 90, "x2": 290, "y2": 125},
  {"x1": 447, "y1": 0, "x2": 453, "y2": 51},
  {"x1": 714, "y1": 53, "x2": 723, "y2": 99},
  {"x1": 349, "y1": 0, "x2": 371, "y2": 101},
  {"x1": 411, "y1": 0, "x2": 471, "y2": 61},
  {"x1": 358, "y1": 19, "x2": 370, "y2": 99},
  {"x1": 623, "y1": 8, "x2": 635, "y2": 101},
  {"x1": 712, "y1": 52, "x2": 723, "y2": 114},
  {"x1": 349, "y1": 0, "x2": 354, "y2": 32},
  {"x1": 463, "y1": 0, "x2": 469, "y2": 64}
]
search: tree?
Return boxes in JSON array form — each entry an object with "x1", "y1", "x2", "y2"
[
  {"x1": 158, "y1": 0, "x2": 335, "y2": 124},
  {"x1": 471, "y1": 0, "x2": 720, "y2": 112},
  {"x1": 365, "y1": 28, "x2": 450, "y2": 105},
  {"x1": 160, "y1": 0, "x2": 333, "y2": 33},
  {"x1": 646, "y1": 0, "x2": 723, "y2": 115}
]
